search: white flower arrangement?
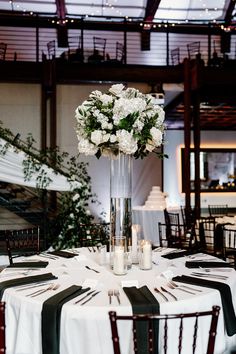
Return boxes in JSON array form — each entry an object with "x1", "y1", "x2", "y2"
[{"x1": 75, "y1": 84, "x2": 165, "y2": 159}]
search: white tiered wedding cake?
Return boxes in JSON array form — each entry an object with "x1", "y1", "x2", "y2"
[{"x1": 144, "y1": 186, "x2": 167, "y2": 209}]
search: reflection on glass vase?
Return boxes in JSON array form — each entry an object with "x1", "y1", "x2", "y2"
[{"x1": 110, "y1": 152, "x2": 132, "y2": 269}]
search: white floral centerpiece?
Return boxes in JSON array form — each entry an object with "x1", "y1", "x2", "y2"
[{"x1": 75, "y1": 84, "x2": 165, "y2": 159}]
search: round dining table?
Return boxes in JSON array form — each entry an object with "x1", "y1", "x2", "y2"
[{"x1": 2, "y1": 247, "x2": 236, "y2": 354}]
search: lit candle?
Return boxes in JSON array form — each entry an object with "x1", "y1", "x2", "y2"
[
  {"x1": 113, "y1": 246, "x2": 125, "y2": 275},
  {"x1": 140, "y1": 240, "x2": 152, "y2": 270}
]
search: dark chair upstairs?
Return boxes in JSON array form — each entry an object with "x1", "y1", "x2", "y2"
[
  {"x1": 187, "y1": 41, "x2": 200, "y2": 60},
  {"x1": 5, "y1": 227, "x2": 41, "y2": 265},
  {"x1": 47, "y1": 40, "x2": 56, "y2": 59},
  {"x1": 170, "y1": 47, "x2": 180, "y2": 65},
  {"x1": 0, "y1": 43, "x2": 7, "y2": 61},
  {"x1": 109, "y1": 306, "x2": 220, "y2": 354},
  {"x1": 68, "y1": 36, "x2": 83, "y2": 62},
  {"x1": 115, "y1": 42, "x2": 125, "y2": 63},
  {"x1": 93, "y1": 36, "x2": 107, "y2": 60},
  {"x1": 0, "y1": 302, "x2": 5, "y2": 354},
  {"x1": 208, "y1": 204, "x2": 228, "y2": 218}
]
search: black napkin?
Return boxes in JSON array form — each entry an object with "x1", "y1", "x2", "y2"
[
  {"x1": 172, "y1": 275, "x2": 236, "y2": 336},
  {"x1": 7, "y1": 261, "x2": 48, "y2": 268},
  {"x1": 41, "y1": 285, "x2": 90, "y2": 354},
  {"x1": 49, "y1": 250, "x2": 77, "y2": 258},
  {"x1": 185, "y1": 261, "x2": 232, "y2": 268},
  {"x1": 161, "y1": 249, "x2": 197, "y2": 259},
  {"x1": 0, "y1": 272, "x2": 57, "y2": 300},
  {"x1": 123, "y1": 286, "x2": 160, "y2": 354}
]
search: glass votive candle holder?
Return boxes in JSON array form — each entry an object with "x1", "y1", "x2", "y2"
[
  {"x1": 97, "y1": 244, "x2": 107, "y2": 265},
  {"x1": 138, "y1": 239, "x2": 152, "y2": 270},
  {"x1": 111, "y1": 236, "x2": 127, "y2": 275},
  {"x1": 131, "y1": 224, "x2": 141, "y2": 264}
]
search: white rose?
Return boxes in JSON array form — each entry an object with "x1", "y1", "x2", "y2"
[{"x1": 109, "y1": 84, "x2": 125, "y2": 96}]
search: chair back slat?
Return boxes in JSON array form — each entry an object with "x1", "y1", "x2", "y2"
[
  {"x1": 192, "y1": 316, "x2": 198, "y2": 354},
  {"x1": 0, "y1": 302, "x2": 5, "y2": 353},
  {"x1": 178, "y1": 317, "x2": 184, "y2": 353},
  {"x1": 109, "y1": 306, "x2": 220, "y2": 354}
]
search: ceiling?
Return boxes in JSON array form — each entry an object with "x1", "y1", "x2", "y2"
[{"x1": 0, "y1": 0, "x2": 235, "y2": 26}]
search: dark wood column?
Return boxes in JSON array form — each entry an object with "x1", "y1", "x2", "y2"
[
  {"x1": 41, "y1": 57, "x2": 57, "y2": 151},
  {"x1": 41, "y1": 57, "x2": 57, "y2": 214},
  {"x1": 183, "y1": 58, "x2": 192, "y2": 219},
  {"x1": 191, "y1": 60, "x2": 201, "y2": 219}
]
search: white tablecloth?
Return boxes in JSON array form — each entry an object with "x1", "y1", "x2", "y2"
[{"x1": 2, "y1": 249, "x2": 236, "y2": 354}]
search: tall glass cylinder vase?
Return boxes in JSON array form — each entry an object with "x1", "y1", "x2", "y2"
[{"x1": 110, "y1": 152, "x2": 132, "y2": 268}]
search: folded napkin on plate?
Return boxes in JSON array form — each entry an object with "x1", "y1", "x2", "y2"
[
  {"x1": 123, "y1": 286, "x2": 159, "y2": 354},
  {"x1": 172, "y1": 275, "x2": 236, "y2": 336},
  {"x1": 49, "y1": 250, "x2": 77, "y2": 258},
  {"x1": 161, "y1": 249, "x2": 197, "y2": 260},
  {"x1": 185, "y1": 261, "x2": 232, "y2": 269},
  {"x1": 7, "y1": 261, "x2": 48, "y2": 268},
  {"x1": 41, "y1": 285, "x2": 90, "y2": 354},
  {"x1": 0, "y1": 272, "x2": 57, "y2": 300}
]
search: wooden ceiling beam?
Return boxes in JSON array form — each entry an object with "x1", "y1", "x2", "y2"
[
  {"x1": 55, "y1": 0, "x2": 68, "y2": 47},
  {"x1": 144, "y1": 0, "x2": 161, "y2": 22},
  {"x1": 55, "y1": 0, "x2": 66, "y2": 20},
  {"x1": 224, "y1": 0, "x2": 236, "y2": 25}
]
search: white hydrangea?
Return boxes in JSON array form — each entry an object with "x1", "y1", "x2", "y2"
[
  {"x1": 117, "y1": 130, "x2": 138, "y2": 154},
  {"x1": 113, "y1": 97, "x2": 147, "y2": 125},
  {"x1": 133, "y1": 118, "x2": 145, "y2": 131},
  {"x1": 91, "y1": 130, "x2": 110, "y2": 145},
  {"x1": 100, "y1": 94, "x2": 113, "y2": 105},
  {"x1": 150, "y1": 127, "x2": 163, "y2": 147},
  {"x1": 110, "y1": 134, "x2": 117, "y2": 143},
  {"x1": 78, "y1": 139, "x2": 98, "y2": 155}
]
